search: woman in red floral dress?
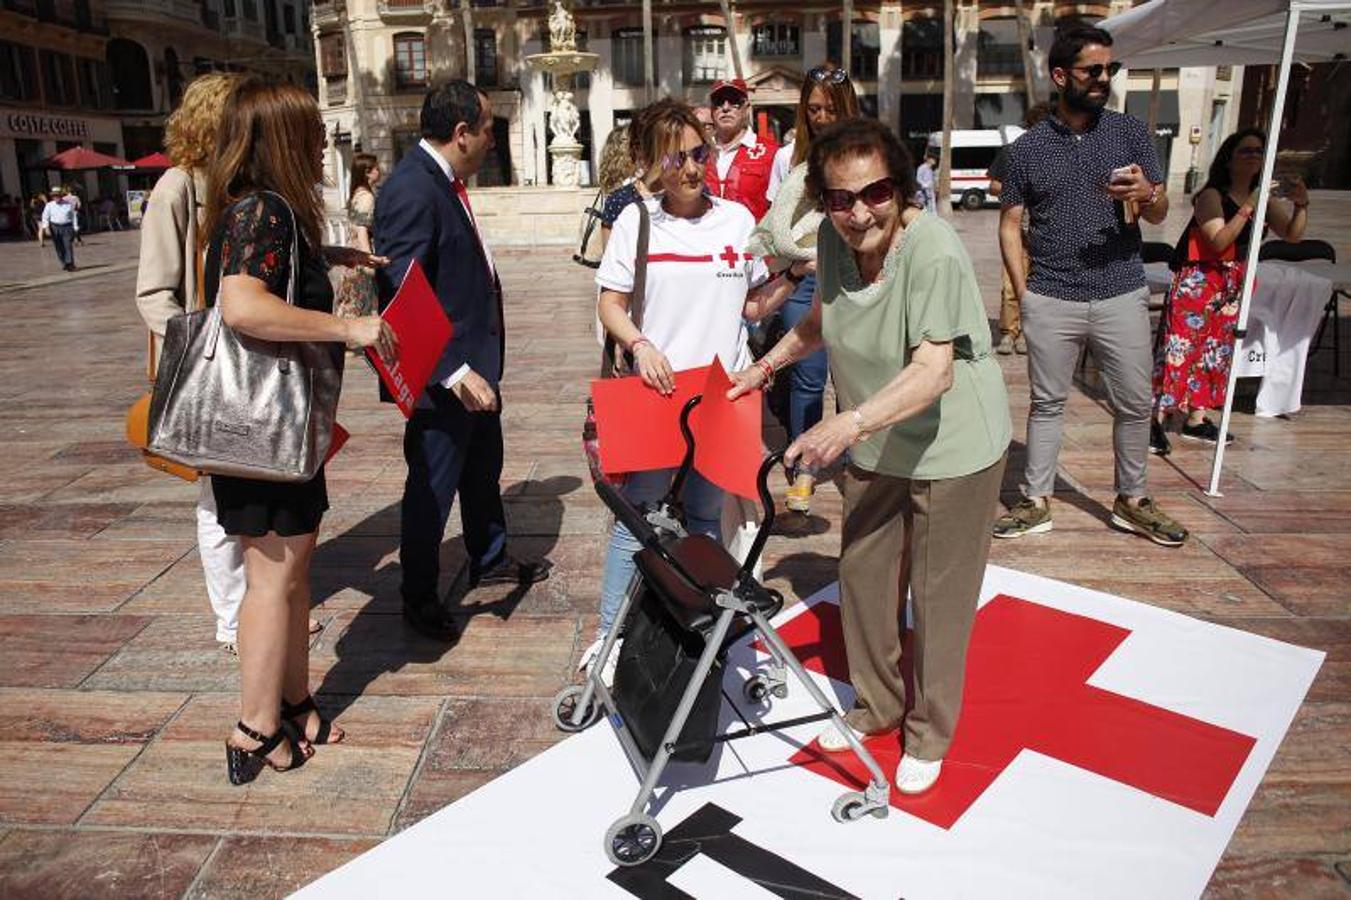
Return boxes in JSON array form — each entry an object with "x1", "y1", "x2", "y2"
[{"x1": 1150, "y1": 129, "x2": 1310, "y2": 454}]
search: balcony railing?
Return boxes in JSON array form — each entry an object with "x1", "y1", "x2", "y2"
[
  {"x1": 312, "y1": 0, "x2": 342, "y2": 25},
  {"x1": 222, "y1": 12, "x2": 266, "y2": 40},
  {"x1": 104, "y1": 0, "x2": 204, "y2": 24},
  {"x1": 326, "y1": 76, "x2": 347, "y2": 106},
  {"x1": 378, "y1": 0, "x2": 431, "y2": 21}
]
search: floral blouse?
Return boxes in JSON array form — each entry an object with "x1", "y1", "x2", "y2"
[{"x1": 212, "y1": 192, "x2": 331, "y2": 314}]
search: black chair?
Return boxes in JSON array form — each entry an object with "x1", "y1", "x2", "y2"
[
  {"x1": 1259, "y1": 239, "x2": 1343, "y2": 376},
  {"x1": 1141, "y1": 240, "x2": 1174, "y2": 265}
]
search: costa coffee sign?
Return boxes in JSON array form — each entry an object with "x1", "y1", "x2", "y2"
[{"x1": 1, "y1": 109, "x2": 93, "y2": 140}]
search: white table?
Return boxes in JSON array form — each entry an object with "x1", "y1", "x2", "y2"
[{"x1": 1142, "y1": 260, "x2": 1335, "y2": 417}]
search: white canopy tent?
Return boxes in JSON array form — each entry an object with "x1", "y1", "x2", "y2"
[{"x1": 1101, "y1": 0, "x2": 1351, "y2": 495}]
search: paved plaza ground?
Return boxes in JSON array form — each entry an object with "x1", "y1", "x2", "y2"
[{"x1": 0, "y1": 196, "x2": 1348, "y2": 898}]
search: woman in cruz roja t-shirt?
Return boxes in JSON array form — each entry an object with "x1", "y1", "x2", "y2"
[{"x1": 580, "y1": 99, "x2": 812, "y2": 683}]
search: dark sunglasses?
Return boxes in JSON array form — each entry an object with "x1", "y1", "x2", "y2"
[
  {"x1": 807, "y1": 66, "x2": 849, "y2": 85},
  {"x1": 1069, "y1": 61, "x2": 1123, "y2": 80},
  {"x1": 711, "y1": 94, "x2": 747, "y2": 110},
  {"x1": 822, "y1": 177, "x2": 896, "y2": 213},
  {"x1": 662, "y1": 143, "x2": 712, "y2": 171}
]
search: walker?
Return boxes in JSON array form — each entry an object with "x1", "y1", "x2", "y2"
[{"x1": 550, "y1": 395, "x2": 892, "y2": 867}]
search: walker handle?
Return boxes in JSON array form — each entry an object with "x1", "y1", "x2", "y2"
[
  {"x1": 736, "y1": 449, "x2": 784, "y2": 582},
  {"x1": 664, "y1": 395, "x2": 702, "y2": 509}
]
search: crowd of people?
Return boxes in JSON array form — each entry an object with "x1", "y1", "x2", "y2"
[{"x1": 124, "y1": 19, "x2": 1315, "y2": 798}]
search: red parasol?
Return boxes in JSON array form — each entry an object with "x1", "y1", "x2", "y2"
[
  {"x1": 130, "y1": 152, "x2": 174, "y2": 170},
  {"x1": 34, "y1": 146, "x2": 134, "y2": 171}
]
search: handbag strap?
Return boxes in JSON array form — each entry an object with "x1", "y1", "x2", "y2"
[
  {"x1": 598, "y1": 199, "x2": 650, "y2": 379},
  {"x1": 203, "y1": 190, "x2": 300, "y2": 371}
]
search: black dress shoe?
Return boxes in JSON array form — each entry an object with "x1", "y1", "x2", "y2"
[
  {"x1": 402, "y1": 600, "x2": 462, "y2": 641},
  {"x1": 469, "y1": 554, "x2": 554, "y2": 589}
]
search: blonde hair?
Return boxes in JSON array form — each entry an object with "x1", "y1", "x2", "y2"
[
  {"x1": 165, "y1": 73, "x2": 244, "y2": 172},
  {"x1": 636, "y1": 99, "x2": 708, "y2": 188},
  {"x1": 597, "y1": 126, "x2": 634, "y2": 194}
]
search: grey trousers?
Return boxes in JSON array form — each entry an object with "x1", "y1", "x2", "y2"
[{"x1": 1020, "y1": 286, "x2": 1152, "y2": 498}]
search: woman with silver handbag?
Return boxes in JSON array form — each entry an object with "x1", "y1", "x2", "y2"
[{"x1": 196, "y1": 78, "x2": 397, "y2": 784}]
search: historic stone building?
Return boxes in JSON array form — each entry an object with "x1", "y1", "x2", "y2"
[
  {"x1": 1, "y1": 0, "x2": 314, "y2": 207},
  {"x1": 313, "y1": 0, "x2": 1244, "y2": 206}
]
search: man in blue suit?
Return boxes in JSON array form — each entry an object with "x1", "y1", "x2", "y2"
[{"x1": 375, "y1": 80, "x2": 551, "y2": 640}]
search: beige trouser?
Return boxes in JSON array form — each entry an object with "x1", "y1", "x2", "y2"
[{"x1": 838, "y1": 454, "x2": 1006, "y2": 761}]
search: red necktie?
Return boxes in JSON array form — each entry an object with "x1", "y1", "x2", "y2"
[{"x1": 453, "y1": 178, "x2": 502, "y2": 334}]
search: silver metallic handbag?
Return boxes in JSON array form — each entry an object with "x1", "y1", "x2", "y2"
[{"x1": 147, "y1": 192, "x2": 343, "y2": 483}]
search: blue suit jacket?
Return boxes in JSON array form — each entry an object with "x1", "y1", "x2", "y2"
[{"x1": 373, "y1": 144, "x2": 504, "y2": 397}]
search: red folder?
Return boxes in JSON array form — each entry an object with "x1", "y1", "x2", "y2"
[
  {"x1": 323, "y1": 422, "x2": 350, "y2": 465},
  {"x1": 366, "y1": 260, "x2": 453, "y2": 418},
  {"x1": 591, "y1": 366, "x2": 710, "y2": 475}
]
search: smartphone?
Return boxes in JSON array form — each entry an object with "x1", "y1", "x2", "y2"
[{"x1": 1109, "y1": 166, "x2": 1135, "y2": 186}]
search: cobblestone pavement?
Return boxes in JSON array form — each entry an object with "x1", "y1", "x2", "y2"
[{"x1": 0, "y1": 197, "x2": 1347, "y2": 897}]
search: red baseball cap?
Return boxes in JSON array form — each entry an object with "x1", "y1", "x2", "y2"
[{"x1": 709, "y1": 78, "x2": 749, "y2": 101}]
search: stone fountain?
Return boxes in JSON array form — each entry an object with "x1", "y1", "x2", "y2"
[{"x1": 525, "y1": 0, "x2": 599, "y2": 187}]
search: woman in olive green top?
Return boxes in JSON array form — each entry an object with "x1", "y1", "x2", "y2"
[{"x1": 730, "y1": 119, "x2": 1010, "y2": 795}]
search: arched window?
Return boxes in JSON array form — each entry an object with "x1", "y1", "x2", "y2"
[
  {"x1": 108, "y1": 38, "x2": 153, "y2": 110},
  {"x1": 392, "y1": 32, "x2": 426, "y2": 91},
  {"x1": 164, "y1": 48, "x2": 184, "y2": 107}
]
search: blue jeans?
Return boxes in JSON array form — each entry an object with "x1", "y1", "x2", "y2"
[
  {"x1": 597, "y1": 467, "x2": 723, "y2": 637},
  {"x1": 781, "y1": 274, "x2": 828, "y2": 456}
]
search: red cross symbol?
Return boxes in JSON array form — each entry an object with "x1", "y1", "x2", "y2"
[
  {"x1": 774, "y1": 594, "x2": 1257, "y2": 829},
  {"x1": 719, "y1": 245, "x2": 742, "y2": 269}
]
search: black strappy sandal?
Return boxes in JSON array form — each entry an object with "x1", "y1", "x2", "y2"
[
  {"x1": 281, "y1": 695, "x2": 343, "y2": 745},
  {"x1": 225, "y1": 721, "x2": 305, "y2": 785}
]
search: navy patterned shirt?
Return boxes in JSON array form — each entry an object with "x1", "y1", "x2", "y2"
[{"x1": 1000, "y1": 109, "x2": 1164, "y2": 301}]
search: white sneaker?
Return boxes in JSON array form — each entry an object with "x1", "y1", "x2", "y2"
[
  {"x1": 896, "y1": 754, "x2": 942, "y2": 795},
  {"x1": 578, "y1": 636, "x2": 621, "y2": 688},
  {"x1": 815, "y1": 721, "x2": 868, "y2": 753}
]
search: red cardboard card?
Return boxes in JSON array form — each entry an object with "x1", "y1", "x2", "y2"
[
  {"x1": 590, "y1": 366, "x2": 711, "y2": 475},
  {"x1": 692, "y1": 360, "x2": 764, "y2": 499},
  {"x1": 366, "y1": 260, "x2": 453, "y2": 418},
  {"x1": 323, "y1": 422, "x2": 350, "y2": 465}
]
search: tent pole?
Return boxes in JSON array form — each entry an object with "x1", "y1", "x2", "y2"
[{"x1": 1205, "y1": 4, "x2": 1302, "y2": 497}]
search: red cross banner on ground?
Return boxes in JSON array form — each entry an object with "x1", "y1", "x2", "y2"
[
  {"x1": 296, "y1": 566, "x2": 1322, "y2": 899},
  {"x1": 365, "y1": 260, "x2": 453, "y2": 418}
]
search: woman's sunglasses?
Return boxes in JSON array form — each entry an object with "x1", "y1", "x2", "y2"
[
  {"x1": 822, "y1": 177, "x2": 896, "y2": 212},
  {"x1": 662, "y1": 143, "x2": 712, "y2": 171},
  {"x1": 1069, "y1": 61, "x2": 1123, "y2": 80},
  {"x1": 807, "y1": 66, "x2": 850, "y2": 85}
]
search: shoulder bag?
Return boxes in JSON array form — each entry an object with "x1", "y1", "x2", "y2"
[
  {"x1": 583, "y1": 199, "x2": 650, "y2": 482},
  {"x1": 147, "y1": 191, "x2": 343, "y2": 483}
]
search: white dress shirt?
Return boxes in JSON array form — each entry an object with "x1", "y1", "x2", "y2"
[
  {"x1": 41, "y1": 198, "x2": 78, "y2": 230},
  {"x1": 417, "y1": 138, "x2": 497, "y2": 390}
]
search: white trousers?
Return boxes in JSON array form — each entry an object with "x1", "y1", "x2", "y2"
[{"x1": 197, "y1": 477, "x2": 246, "y2": 643}]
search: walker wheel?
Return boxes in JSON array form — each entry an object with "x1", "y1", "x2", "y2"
[
  {"x1": 605, "y1": 813, "x2": 663, "y2": 867},
  {"x1": 831, "y1": 792, "x2": 871, "y2": 823},
  {"x1": 771, "y1": 682, "x2": 789, "y2": 699},
  {"x1": 743, "y1": 676, "x2": 771, "y2": 704},
  {"x1": 550, "y1": 685, "x2": 600, "y2": 733}
]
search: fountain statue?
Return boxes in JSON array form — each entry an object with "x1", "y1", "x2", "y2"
[{"x1": 525, "y1": 0, "x2": 599, "y2": 187}]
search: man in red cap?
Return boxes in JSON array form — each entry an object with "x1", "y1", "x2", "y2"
[{"x1": 705, "y1": 78, "x2": 778, "y2": 221}]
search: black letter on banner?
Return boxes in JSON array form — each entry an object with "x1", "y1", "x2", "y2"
[{"x1": 606, "y1": 803, "x2": 860, "y2": 900}]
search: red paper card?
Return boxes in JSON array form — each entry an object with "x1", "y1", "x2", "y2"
[
  {"x1": 590, "y1": 366, "x2": 710, "y2": 475},
  {"x1": 366, "y1": 260, "x2": 453, "y2": 418},
  {"x1": 323, "y1": 422, "x2": 349, "y2": 465},
  {"x1": 692, "y1": 360, "x2": 764, "y2": 499}
]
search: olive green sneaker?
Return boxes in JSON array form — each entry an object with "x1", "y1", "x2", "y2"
[
  {"x1": 1110, "y1": 496, "x2": 1189, "y2": 547},
  {"x1": 993, "y1": 497, "x2": 1052, "y2": 539}
]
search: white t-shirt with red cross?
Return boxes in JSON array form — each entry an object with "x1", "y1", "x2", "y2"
[{"x1": 596, "y1": 196, "x2": 769, "y2": 373}]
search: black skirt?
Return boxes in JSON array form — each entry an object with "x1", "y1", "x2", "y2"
[{"x1": 212, "y1": 469, "x2": 328, "y2": 537}]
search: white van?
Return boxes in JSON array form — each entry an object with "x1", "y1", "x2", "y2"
[{"x1": 926, "y1": 126, "x2": 1024, "y2": 210}]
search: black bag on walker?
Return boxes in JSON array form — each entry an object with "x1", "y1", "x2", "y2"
[{"x1": 612, "y1": 584, "x2": 723, "y2": 764}]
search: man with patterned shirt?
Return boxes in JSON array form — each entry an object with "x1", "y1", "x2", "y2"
[{"x1": 992, "y1": 24, "x2": 1189, "y2": 548}]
